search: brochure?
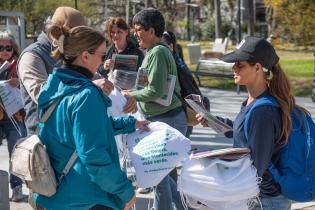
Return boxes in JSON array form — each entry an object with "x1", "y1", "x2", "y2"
[
  {"x1": 135, "y1": 68, "x2": 176, "y2": 106},
  {"x1": 111, "y1": 54, "x2": 138, "y2": 72},
  {"x1": 185, "y1": 94, "x2": 232, "y2": 134},
  {"x1": 0, "y1": 81, "x2": 23, "y2": 118},
  {"x1": 110, "y1": 54, "x2": 139, "y2": 90},
  {"x1": 190, "y1": 148, "x2": 250, "y2": 160}
]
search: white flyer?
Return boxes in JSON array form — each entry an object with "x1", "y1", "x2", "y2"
[
  {"x1": 185, "y1": 94, "x2": 232, "y2": 134},
  {"x1": 0, "y1": 81, "x2": 23, "y2": 117}
]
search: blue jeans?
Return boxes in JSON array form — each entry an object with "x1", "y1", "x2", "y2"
[
  {"x1": 0, "y1": 120, "x2": 27, "y2": 189},
  {"x1": 147, "y1": 109, "x2": 188, "y2": 210},
  {"x1": 252, "y1": 194, "x2": 291, "y2": 210}
]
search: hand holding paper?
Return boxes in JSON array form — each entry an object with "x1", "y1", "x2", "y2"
[{"x1": 185, "y1": 94, "x2": 232, "y2": 135}]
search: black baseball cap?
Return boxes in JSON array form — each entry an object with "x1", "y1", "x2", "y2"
[{"x1": 220, "y1": 36, "x2": 279, "y2": 71}]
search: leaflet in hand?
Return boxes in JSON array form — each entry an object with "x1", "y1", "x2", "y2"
[
  {"x1": 110, "y1": 54, "x2": 139, "y2": 90},
  {"x1": 0, "y1": 81, "x2": 23, "y2": 117},
  {"x1": 135, "y1": 68, "x2": 176, "y2": 106},
  {"x1": 184, "y1": 94, "x2": 232, "y2": 134}
]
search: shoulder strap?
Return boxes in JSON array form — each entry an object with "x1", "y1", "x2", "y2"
[
  {"x1": 244, "y1": 96, "x2": 279, "y2": 140},
  {"x1": 39, "y1": 98, "x2": 78, "y2": 184},
  {"x1": 39, "y1": 98, "x2": 62, "y2": 123},
  {"x1": 244, "y1": 96, "x2": 281, "y2": 182},
  {"x1": 58, "y1": 151, "x2": 78, "y2": 184}
]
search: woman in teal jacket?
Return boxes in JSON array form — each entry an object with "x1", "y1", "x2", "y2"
[{"x1": 35, "y1": 25, "x2": 148, "y2": 210}]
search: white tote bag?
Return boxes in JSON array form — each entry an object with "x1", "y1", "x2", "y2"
[
  {"x1": 178, "y1": 155, "x2": 260, "y2": 210},
  {"x1": 126, "y1": 122, "x2": 191, "y2": 188},
  {"x1": 108, "y1": 87, "x2": 127, "y2": 117}
]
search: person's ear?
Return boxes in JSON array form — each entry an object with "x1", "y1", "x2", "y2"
[
  {"x1": 148, "y1": 27, "x2": 155, "y2": 37},
  {"x1": 80, "y1": 51, "x2": 90, "y2": 64},
  {"x1": 255, "y1": 63, "x2": 262, "y2": 72}
]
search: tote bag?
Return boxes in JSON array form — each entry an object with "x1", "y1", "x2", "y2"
[
  {"x1": 178, "y1": 155, "x2": 260, "y2": 210},
  {"x1": 126, "y1": 122, "x2": 191, "y2": 188}
]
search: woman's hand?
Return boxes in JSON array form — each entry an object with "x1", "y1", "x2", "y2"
[
  {"x1": 136, "y1": 120, "x2": 150, "y2": 131},
  {"x1": 93, "y1": 78, "x2": 114, "y2": 95},
  {"x1": 104, "y1": 59, "x2": 114, "y2": 70},
  {"x1": 6, "y1": 78, "x2": 19, "y2": 87},
  {"x1": 124, "y1": 195, "x2": 136, "y2": 210},
  {"x1": 196, "y1": 113, "x2": 209, "y2": 127}
]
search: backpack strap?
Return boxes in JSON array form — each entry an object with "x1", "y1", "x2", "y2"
[
  {"x1": 58, "y1": 151, "x2": 78, "y2": 184},
  {"x1": 39, "y1": 99, "x2": 62, "y2": 123},
  {"x1": 244, "y1": 96, "x2": 279, "y2": 140},
  {"x1": 39, "y1": 98, "x2": 78, "y2": 185},
  {"x1": 243, "y1": 96, "x2": 281, "y2": 182}
]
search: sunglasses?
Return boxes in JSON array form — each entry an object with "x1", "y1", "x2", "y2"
[
  {"x1": 0, "y1": 45, "x2": 13, "y2": 52},
  {"x1": 90, "y1": 51, "x2": 106, "y2": 62}
]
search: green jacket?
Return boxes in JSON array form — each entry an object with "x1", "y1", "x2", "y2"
[{"x1": 131, "y1": 42, "x2": 181, "y2": 117}]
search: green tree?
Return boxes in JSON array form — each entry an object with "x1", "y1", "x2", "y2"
[
  {"x1": 264, "y1": 0, "x2": 315, "y2": 46},
  {"x1": 1, "y1": 0, "x2": 104, "y2": 35}
]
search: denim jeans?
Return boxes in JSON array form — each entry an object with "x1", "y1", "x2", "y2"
[
  {"x1": 147, "y1": 109, "x2": 187, "y2": 136},
  {"x1": 89, "y1": 205, "x2": 112, "y2": 210},
  {"x1": 147, "y1": 109, "x2": 188, "y2": 210},
  {"x1": 252, "y1": 194, "x2": 291, "y2": 210},
  {"x1": 0, "y1": 120, "x2": 27, "y2": 189}
]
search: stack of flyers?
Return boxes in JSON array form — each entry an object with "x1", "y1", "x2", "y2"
[
  {"x1": 184, "y1": 94, "x2": 232, "y2": 134},
  {"x1": 190, "y1": 148, "x2": 250, "y2": 160},
  {"x1": 111, "y1": 54, "x2": 138, "y2": 71},
  {"x1": 109, "y1": 54, "x2": 139, "y2": 90}
]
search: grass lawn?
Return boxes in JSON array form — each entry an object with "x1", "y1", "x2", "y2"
[{"x1": 178, "y1": 40, "x2": 314, "y2": 97}]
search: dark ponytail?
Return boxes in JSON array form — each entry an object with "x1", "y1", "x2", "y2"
[{"x1": 268, "y1": 63, "x2": 308, "y2": 146}]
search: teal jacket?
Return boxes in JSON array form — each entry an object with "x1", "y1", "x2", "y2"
[{"x1": 35, "y1": 66, "x2": 135, "y2": 210}]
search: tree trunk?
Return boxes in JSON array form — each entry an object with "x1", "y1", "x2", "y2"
[
  {"x1": 247, "y1": 0, "x2": 255, "y2": 36},
  {"x1": 186, "y1": 0, "x2": 191, "y2": 40},
  {"x1": 214, "y1": 0, "x2": 222, "y2": 38}
]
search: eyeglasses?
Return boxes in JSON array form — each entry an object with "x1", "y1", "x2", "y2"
[
  {"x1": 0, "y1": 45, "x2": 13, "y2": 52},
  {"x1": 91, "y1": 51, "x2": 106, "y2": 62}
]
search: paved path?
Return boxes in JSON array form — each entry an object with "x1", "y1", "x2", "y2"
[{"x1": 1, "y1": 88, "x2": 314, "y2": 210}]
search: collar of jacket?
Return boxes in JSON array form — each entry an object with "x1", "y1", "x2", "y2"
[{"x1": 63, "y1": 64, "x2": 94, "y2": 79}]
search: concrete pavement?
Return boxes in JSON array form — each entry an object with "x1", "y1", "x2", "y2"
[{"x1": 0, "y1": 88, "x2": 314, "y2": 210}]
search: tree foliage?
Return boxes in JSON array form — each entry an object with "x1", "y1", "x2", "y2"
[
  {"x1": 264, "y1": 0, "x2": 315, "y2": 46},
  {"x1": 0, "y1": 0, "x2": 103, "y2": 35}
]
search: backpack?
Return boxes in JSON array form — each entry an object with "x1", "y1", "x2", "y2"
[
  {"x1": 9, "y1": 99, "x2": 77, "y2": 197},
  {"x1": 244, "y1": 96, "x2": 315, "y2": 202}
]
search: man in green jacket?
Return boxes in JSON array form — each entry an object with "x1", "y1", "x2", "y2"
[{"x1": 123, "y1": 8, "x2": 188, "y2": 210}]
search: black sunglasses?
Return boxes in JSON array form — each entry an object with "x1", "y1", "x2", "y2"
[
  {"x1": 89, "y1": 51, "x2": 106, "y2": 62},
  {"x1": 0, "y1": 45, "x2": 13, "y2": 52}
]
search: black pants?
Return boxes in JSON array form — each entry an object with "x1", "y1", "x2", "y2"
[{"x1": 89, "y1": 205, "x2": 113, "y2": 210}]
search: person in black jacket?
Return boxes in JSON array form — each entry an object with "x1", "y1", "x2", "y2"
[{"x1": 162, "y1": 31, "x2": 209, "y2": 137}]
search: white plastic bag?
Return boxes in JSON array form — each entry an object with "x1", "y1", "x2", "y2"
[
  {"x1": 178, "y1": 155, "x2": 260, "y2": 210},
  {"x1": 126, "y1": 122, "x2": 191, "y2": 188},
  {"x1": 108, "y1": 87, "x2": 127, "y2": 117}
]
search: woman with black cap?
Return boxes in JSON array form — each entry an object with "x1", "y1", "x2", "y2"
[{"x1": 197, "y1": 36, "x2": 310, "y2": 210}]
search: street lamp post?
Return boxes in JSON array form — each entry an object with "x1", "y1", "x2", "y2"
[{"x1": 237, "y1": 0, "x2": 242, "y2": 43}]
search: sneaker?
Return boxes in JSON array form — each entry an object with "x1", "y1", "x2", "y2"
[
  {"x1": 136, "y1": 187, "x2": 151, "y2": 194},
  {"x1": 11, "y1": 185, "x2": 27, "y2": 202}
]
